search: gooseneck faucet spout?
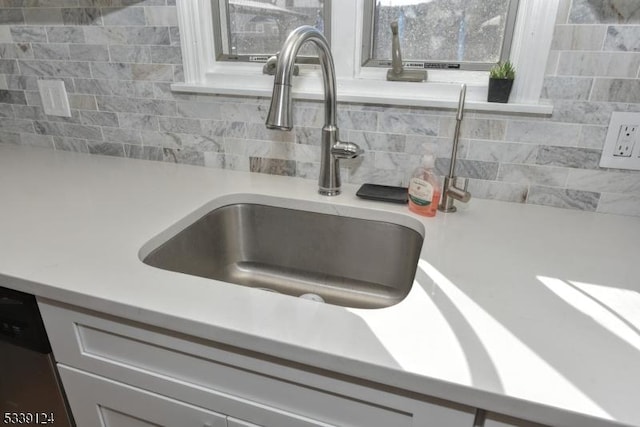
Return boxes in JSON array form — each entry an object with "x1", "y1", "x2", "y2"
[
  {"x1": 266, "y1": 26, "x2": 363, "y2": 196},
  {"x1": 438, "y1": 84, "x2": 472, "y2": 213}
]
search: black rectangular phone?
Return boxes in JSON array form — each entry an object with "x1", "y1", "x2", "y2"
[{"x1": 356, "y1": 183, "x2": 408, "y2": 204}]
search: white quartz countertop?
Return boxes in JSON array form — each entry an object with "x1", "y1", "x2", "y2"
[{"x1": 1, "y1": 145, "x2": 639, "y2": 427}]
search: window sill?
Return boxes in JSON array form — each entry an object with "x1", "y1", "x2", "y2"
[{"x1": 171, "y1": 70, "x2": 553, "y2": 116}]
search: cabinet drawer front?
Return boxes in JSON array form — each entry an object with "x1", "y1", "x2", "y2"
[
  {"x1": 59, "y1": 365, "x2": 227, "y2": 427},
  {"x1": 40, "y1": 300, "x2": 474, "y2": 427}
]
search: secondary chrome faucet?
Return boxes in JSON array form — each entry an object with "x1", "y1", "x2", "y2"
[
  {"x1": 438, "y1": 84, "x2": 471, "y2": 213},
  {"x1": 265, "y1": 25, "x2": 363, "y2": 196}
]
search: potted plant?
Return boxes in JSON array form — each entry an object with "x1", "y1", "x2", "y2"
[{"x1": 488, "y1": 61, "x2": 515, "y2": 103}]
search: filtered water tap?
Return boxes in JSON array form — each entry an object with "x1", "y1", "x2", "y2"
[{"x1": 438, "y1": 84, "x2": 471, "y2": 213}]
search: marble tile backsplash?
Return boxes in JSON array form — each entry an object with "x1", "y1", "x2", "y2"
[{"x1": 0, "y1": 0, "x2": 639, "y2": 216}]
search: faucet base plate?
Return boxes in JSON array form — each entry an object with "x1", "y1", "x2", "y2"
[
  {"x1": 319, "y1": 188, "x2": 341, "y2": 196},
  {"x1": 386, "y1": 69, "x2": 427, "y2": 82},
  {"x1": 438, "y1": 204, "x2": 457, "y2": 213}
]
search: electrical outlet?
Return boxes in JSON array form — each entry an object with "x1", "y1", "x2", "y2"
[
  {"x1": 37, "y1": 80, "x2": 71, "y2": 117},
  {"x1": 613, "y1": 125, "x2": 637, "y2": 157},
  {"x1": 599, "y1": 112, "x2": 640, "y2": 170}
]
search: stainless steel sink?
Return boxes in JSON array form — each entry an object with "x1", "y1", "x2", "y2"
[{"x1": 142, "y1": 202, "x2": 423, "y2": 309}]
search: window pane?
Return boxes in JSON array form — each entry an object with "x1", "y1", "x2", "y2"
[
  {"x1": 221, "y1": 0, "x2": 327, "y2": 59},
  {"x1": 371, "y1": 0, "x2": 515, "y2": 66}
]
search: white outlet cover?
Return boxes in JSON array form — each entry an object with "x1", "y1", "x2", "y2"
[
  {"x1": 37, "y1": 79, "x2": 72, "y2": 117},
  {"x1": 599, "y1": 112, "x2": 640, "y2": 171}
]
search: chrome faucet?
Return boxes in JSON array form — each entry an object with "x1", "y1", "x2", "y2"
[
  {"x1": 438, "y1": 84, "x2": 471, "y2": 213},
  {"x1": 265, "y1": 25, "x2": 363, "y2": 196}
]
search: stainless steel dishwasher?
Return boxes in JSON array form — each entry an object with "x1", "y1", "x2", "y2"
[{"x1": 0, "y1": 286, "x2": 74, "y2": 426}]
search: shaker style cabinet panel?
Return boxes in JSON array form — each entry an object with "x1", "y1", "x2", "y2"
[
  {"x1": 58, "y1": 366, "x2": 227, "y2": 427},
  {"x1": 39, "y1": 299, "x2": 476, "y2": 427}
]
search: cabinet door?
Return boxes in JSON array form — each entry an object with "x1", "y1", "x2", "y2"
[
  {"x1": 58, "y1": 365, "x2": 227, "y2": 427},
  {"x1": 41, "y1": 300, "x2": 474, "y2": 427}
]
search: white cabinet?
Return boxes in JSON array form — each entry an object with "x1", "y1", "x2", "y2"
[
  {"x1": 59, "y1": 365, "x2": 227, "y2": 427},
  {"x1": 39, "y1": 299, "x2": 477, "y2": 427}
]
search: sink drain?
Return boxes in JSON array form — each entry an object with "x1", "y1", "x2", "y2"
[{"x1": 299, "y1": 293, "x2": 325, "y2": 303}]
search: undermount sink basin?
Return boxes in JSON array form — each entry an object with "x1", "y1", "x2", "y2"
[{"x1": 142, "y1": 199, "x2": 424, "y2": 309}]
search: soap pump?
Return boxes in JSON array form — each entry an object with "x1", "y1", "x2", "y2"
[{"x1": 408, "y1": 154, "x2": 441, "y2": 217}]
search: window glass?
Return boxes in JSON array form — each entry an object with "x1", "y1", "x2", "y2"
[
  {"x1": 365, "y1": 0, "x2": 518, "y2": 70},
  {"x1": 215, "y1": 0, "x2": 329, "y2": 62}
]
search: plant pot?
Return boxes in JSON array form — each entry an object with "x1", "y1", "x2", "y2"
[{"x1": 487, "y1": 78, "x2": 514, "y2": 103}]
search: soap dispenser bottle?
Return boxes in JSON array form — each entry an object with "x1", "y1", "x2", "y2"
[{"x1": 408, "y1": 154, "x2": 441, "y2": 217}]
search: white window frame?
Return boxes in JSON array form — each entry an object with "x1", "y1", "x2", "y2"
[
  {"x1": 173, "y1": 0, "x2": 556, "y2": 114},
  {"x1": 211, "y1": 0, "x2": 332, "y2": 64},
  {"x1": 360, "y1": 0, "x2": 520, "y2": 72}
]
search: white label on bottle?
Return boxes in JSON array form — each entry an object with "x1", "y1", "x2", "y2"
[{"x1": 408, "y1": 178, "x2": 434, "y2": 206}]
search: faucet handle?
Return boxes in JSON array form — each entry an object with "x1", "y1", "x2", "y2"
[
  {"x1": 331, "y1": 141, "x2": 363, "y2": 159},
  {"x1": 263, "y1": 53, "x2": 299, "y2": 76},
  {"x1": 449, "y1": 178, "x2": 471, "y2": 203},
  {"x1": 462, "y1": 177, "x2": 470, "y2": 193}
]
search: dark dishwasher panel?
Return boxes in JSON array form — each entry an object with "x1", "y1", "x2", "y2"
[
  {"x1": 0, "y1": 286, "x2": 74, "y2": 426},
  {"x1": 0, "y1": 287, "x2": 51, "y2": 353}
]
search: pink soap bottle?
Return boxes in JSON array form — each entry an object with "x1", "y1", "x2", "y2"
[{"x1": 408, "y1": 154, "x2": 441, "y2": 217}]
